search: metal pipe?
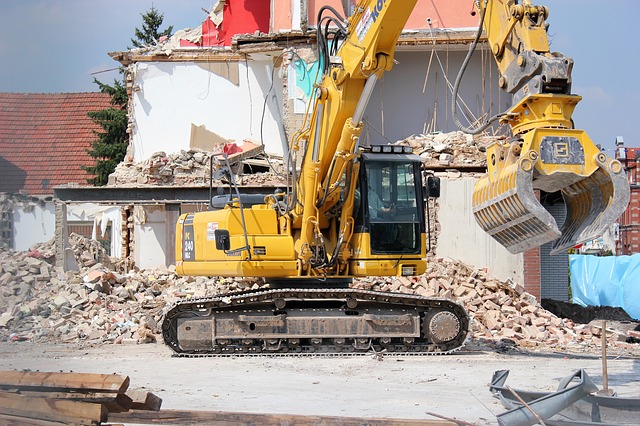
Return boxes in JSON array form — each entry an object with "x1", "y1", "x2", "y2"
[
  {"x1": 312, "y1": 103, "x2": 324, "y2": 162},
  {"x1": 352, "y1": 74, "x2": 378, "y2": 125}
]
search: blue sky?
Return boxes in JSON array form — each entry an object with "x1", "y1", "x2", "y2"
[{"x1": 0, "y1": 0, "x2": 636, "y2": 153}]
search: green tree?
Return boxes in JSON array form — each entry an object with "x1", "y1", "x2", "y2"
[
  {"x1": 84, "y1": 7, "x2": 173, "y2": 185},
  {"x1": 82, "y1": 79, "x2": 128, "y2": 186},
  {"x1": 131, "y1": 6, "x2": 174, "y2": 48}
]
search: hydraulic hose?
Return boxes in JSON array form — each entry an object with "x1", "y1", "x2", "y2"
[{"x1": 451, "y1": 0, "x2": 503, "y2": 135}]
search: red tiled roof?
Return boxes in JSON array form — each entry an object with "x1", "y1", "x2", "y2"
[{"x1": 0, "y1": 92, "x2": 114, "y2": 196}]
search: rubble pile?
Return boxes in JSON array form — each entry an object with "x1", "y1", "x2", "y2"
[
  {"x1": 0, "y1": 235, "x2": 265, "y2": 345},
  {"x1": 1, "y1": 238, "x2": 638, "y2": 355},
  {"x1": 108, "y1": 150, "x2": 214, "y2": 186},
  {"x1": 353, "y1": 257, "x2": 640, "y2": 355},
  {"x1": 397, "y1": 131, "x2": 502, "y2": 167},
  {"x1": 107, "y1": 149, "x2": 286, "y2": 187}
]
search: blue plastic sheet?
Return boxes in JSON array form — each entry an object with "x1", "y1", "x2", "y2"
[{"x1": 569, "y1": 254, "x2": 640, "y2": 320}]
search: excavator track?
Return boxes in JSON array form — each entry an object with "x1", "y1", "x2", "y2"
[{"x1": 162, "y1": 288, "x2": 470, "y2": 356}]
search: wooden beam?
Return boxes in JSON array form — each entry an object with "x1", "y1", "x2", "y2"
[
  {"x1": 0, "y1": 392, "x2": 107, "y2": 424},
  {"x1": 125, "y1": 390, "x2": 162, "y2": 411},
  {"x1": 9, "y1": 390, "x2": 133, "y2": 413},
  {"x1": 0, "y1": 413, "x2": 68, "y2": 426},
  {"x1": 109, "y1": 409, "x2": 457, "y2": 426},
  {"x1": 0, "y1": 371, "x2": 129, "y2": 394}
]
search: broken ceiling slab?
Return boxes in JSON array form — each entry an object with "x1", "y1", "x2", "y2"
[
  {"x1": 190, "y1": 124, "x2": 234, "y2": 152},
  {"x1": 108, "y1": 29, "x2": 482, "y2": 67}
]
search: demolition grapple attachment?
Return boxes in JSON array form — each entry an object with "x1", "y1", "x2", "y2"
[{"x1": 473, "y1": 97, "x2": 629, "y2": 255}]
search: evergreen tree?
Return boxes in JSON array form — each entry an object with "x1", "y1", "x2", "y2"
[
  {"x1": 82, "y1": 79, "x2": 128, "y2": 186},
  {"x1": 131, "y1": 6, "x2": 174, "y2": 48},
  {"x1": 84, "y1": 7, "x2": 173, "y2": 185}
]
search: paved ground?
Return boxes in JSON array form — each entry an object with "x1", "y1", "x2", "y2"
[{"x1": 0, "y1": 342, "x2": 639, "y2": 425}]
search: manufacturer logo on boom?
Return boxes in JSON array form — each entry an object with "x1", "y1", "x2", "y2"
[{"x1": 371, "y1": 0, "x2": 388, "y2": 23}]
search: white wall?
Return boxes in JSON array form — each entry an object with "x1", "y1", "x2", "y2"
[
  {"x1": 13, "y1": 201, "x2": 55, "y2": 251},
  {"x1": 131, "y1": 56, "x2": 286, "y2": 161},
  {"x1": 133, "y1": 205, "x2": 179, "y2": 270},
  {"x1": 436, "y1": 176, "x2": 524, "y2": 282},
  {"x1": 362, "y1": 49, "x2": 506, "y2": 144}
]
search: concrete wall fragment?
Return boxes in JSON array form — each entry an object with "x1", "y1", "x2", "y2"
[
  {"x1": 436, "y1": 176, "x2": 523, "y2": 283},
  {"x1": 129, "y1": 58, "x2": 286, "y2": 161}
]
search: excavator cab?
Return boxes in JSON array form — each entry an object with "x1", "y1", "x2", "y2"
[{"x1": 349, "y1": 146, "x2": 427, "y2": 276}]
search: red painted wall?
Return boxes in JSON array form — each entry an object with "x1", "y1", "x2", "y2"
[{"x1": 181, "y1": 0, "x2": 271, "y2": 47}]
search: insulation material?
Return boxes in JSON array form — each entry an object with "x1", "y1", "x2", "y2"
[
  {"x1": 195, "y1": 62, "x2": 239, "y2": 85},
  {"x1": 89, "y1": 207, "x2": 123, "y2": 259},
  {"x1": 190, "y1": 123, "x2": 232, "y2": 151},
  {"x1": 570, "y1": 254, "x2": 640, "y2": 320},
  {"x1": 133, "y1": 205, "x2": 147, "y2": 225}
]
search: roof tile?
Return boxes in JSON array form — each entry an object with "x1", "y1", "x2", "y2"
[{"x1": 0, "y1": 92, "x2": 113, "y2": 196}]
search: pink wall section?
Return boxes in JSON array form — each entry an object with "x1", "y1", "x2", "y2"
[
  {"x1": 304, "y1": 0, "x2": 479, "y2": 30},
  {"x1": 186, "y1": 0, "x2": 480, "y2": 44},
  {"x1": 409, "y1": 0, "x2": 480, "y2": 29},
  {"x1": 272, "y1": 0, "x2": 293, "y2": 32}
]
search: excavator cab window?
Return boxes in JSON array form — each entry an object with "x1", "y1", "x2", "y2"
[{"x1": 355, "y1": 154, "x2": 425, "y2": 255}]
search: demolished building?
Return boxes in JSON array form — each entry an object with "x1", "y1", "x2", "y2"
[
  {"x1": 3, "y1": 0, "x2": 596, "y2": 302},
  {"x1": 99, "y1": 0, "x2": 572, "y2": 298}
]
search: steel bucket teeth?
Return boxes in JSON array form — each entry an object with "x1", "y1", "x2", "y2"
[
  {"x1": 550, "y1": 155, "x2": 630, "y2": 254},
  {"x1": 473, "y1": 157, "x2": 561, "y2": 254}
]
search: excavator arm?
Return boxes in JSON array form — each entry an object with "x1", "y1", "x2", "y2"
[
  {"x1": 465, "y1": 0, "x2": 629, "y2": 254},
  {"x1": 288, "y1": 0, "x2": 419, "y2": 275}
]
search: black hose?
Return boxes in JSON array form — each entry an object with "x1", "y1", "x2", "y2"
[{"x1": 451, "y1": 0, "x2": 504, "y2": 135}]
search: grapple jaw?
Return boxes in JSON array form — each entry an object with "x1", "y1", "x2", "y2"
[
  {"x1": 551, "y1": 154, "x2": 630, "y2": 254},
  {"x1": 473, "y1": 131, "x2": 629, "y2": 255}
]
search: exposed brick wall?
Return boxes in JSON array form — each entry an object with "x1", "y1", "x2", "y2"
[
  {"x1": 523, "y1": 247, "x2": 541, "y2": 300},
  {"x1": 540, "y1": 201, "x2": 569, "y2": 301}
]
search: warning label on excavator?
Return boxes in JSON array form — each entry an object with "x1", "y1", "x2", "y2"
[
  {"x1": 356, "y1": 8, "x2": 373, "y2": 42},
  {"x1": 207, "y1": 222, "x2": 218, "y2": 241}
]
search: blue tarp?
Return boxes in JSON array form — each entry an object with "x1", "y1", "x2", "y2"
[{"x1": 569, "y1": 254, "x2": 640, "y2": 320}]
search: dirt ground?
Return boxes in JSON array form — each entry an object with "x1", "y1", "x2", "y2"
[{"x1": 1, "y1": 341, "x2": 638, "y2": 425}]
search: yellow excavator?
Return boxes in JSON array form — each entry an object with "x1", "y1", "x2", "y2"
[{"x1": 162, "y1": 0, "x2": 629, "y2": 355}]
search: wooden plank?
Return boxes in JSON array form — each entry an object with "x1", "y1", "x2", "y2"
[
  {"x1": 0, "y1": 371, "x2": 129, "y2": 394},
  {"x1": 109, "y1": 409, "x2": 456, "y2": 426},
  {"x1": 9, "y1": 390, "x2": 133, "y2": 413},
  {"x1": 0, "y1": 392, "x2": 107, "y2": 424},
  {"x1": 125, "y1": 390, "x2": 162, "y2": 411},
  {"x1": 0, "y1": 413, "x2": 68, "y2": 426}
]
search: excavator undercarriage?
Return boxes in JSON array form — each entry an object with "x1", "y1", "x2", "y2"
[{"x1": 163, "y1": 288, "x2": 469, "y2": 355}]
